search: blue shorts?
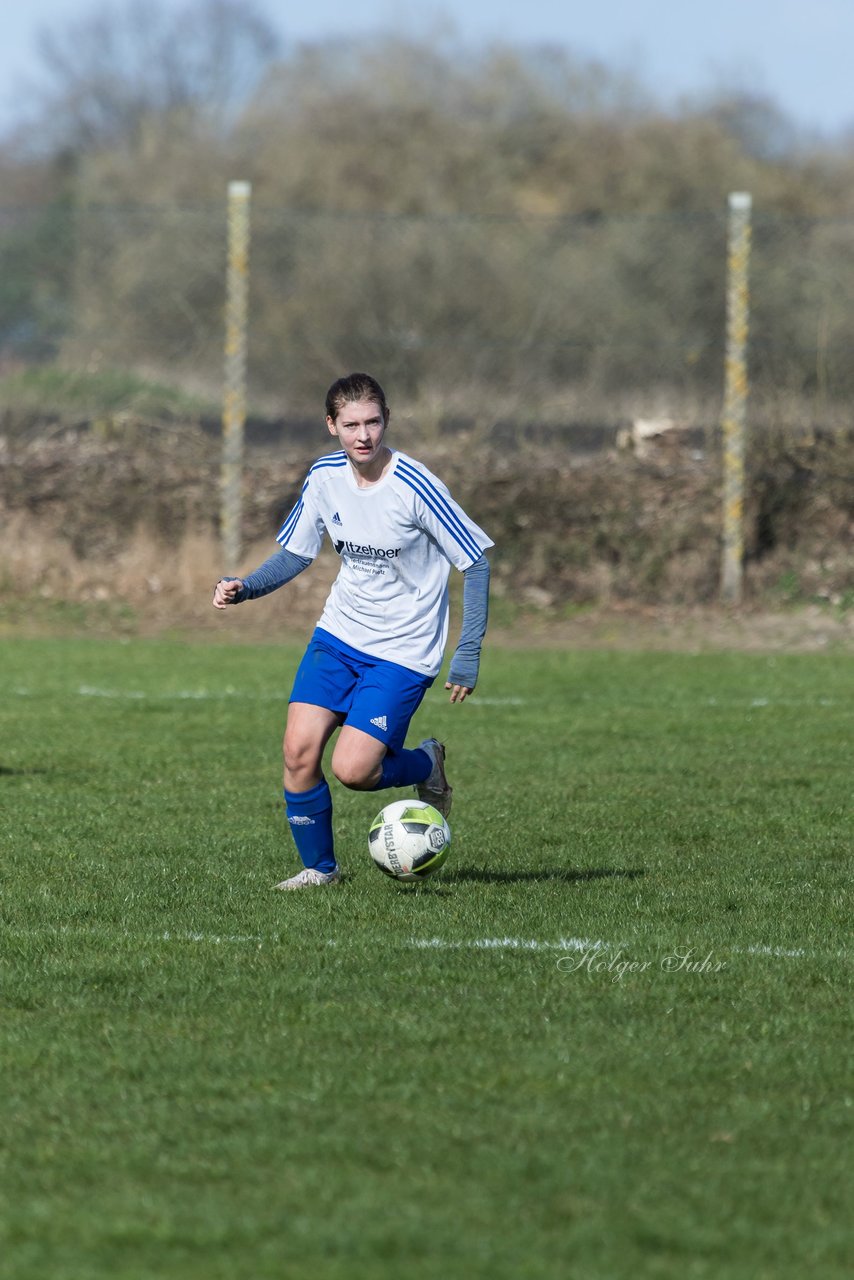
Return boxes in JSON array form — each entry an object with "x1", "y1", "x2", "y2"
[{"x1": 289, "y1": 628, "x2": 433, "y2": 754}]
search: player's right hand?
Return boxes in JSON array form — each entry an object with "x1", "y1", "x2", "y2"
[{"x1": 213, "y1": 578, "x2": 244, "y2": 609}]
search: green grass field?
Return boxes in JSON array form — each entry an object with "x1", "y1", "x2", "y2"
[{"x1": 1, "y1": 636, "x2": 850, "y2": 1279}]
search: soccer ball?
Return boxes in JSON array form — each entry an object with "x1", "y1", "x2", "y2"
[{"x1": 368, "y1": 799, "x2": 451, "y2": 882}]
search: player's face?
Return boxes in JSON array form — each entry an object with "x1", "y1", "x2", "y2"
[{"x1": 327, "y1": 399, "x2": 388, "y2": 470}]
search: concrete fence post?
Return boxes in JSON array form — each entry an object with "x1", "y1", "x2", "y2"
[
  {"x1": 720, "y1": 191, "x2": 752, "y2": 604},
  {"x1": 221, "y1": 180, "x2": 251, "y2": 569}
]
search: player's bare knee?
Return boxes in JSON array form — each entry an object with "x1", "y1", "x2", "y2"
[
  {"x1": 331, "y1": 751, "x2": 377, "y2": 791},
  {"x1": 331, "y1": 760, "x2": 364, "y2": 790},
  {"x1": 284, "y1": 735, "x2": 319, "y2": 784}
]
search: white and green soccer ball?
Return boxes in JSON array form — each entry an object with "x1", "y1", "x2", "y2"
[{"x1": 368, "y1": 799, "x2": 451, "y2": 882}]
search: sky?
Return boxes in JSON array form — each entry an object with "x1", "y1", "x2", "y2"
[{"x1": 1, "y1": 0, "x2": 852, "y2": 138}]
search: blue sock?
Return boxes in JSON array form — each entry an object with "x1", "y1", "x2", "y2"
[
  {"x1": 284, "y1": 778, "x2": 336, "y2": 873},
  {"x1": 373, "y1": 747, "x2": 432, "y2": 791}
]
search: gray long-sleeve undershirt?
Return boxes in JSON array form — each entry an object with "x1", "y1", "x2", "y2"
[
  {"x1": 447, "y1": 553, "x2": 490, "y2": 689},
  {"x1": 231, "y1": 547, "x2": 311, "y2": 600}
]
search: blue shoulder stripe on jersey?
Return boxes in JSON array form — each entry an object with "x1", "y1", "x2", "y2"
[
  {"x1": 276, "y1": 498, "x2": 303, "y2": 545},
  {"x1": 396, "y1": 460, "x2": 483, "y2": 562},
  {"x1": 276, "y1": 453, "x2": 347, "y2": 544},
  {"x1": 397, "y1": 464, "x2": 482, "y2": 562},
  {"x1": 308, "y1": 451, "x2": 348, "y2": 473}
]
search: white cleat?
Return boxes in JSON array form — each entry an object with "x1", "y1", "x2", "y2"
[
  {"x1": 274, "y1": 866, "x2": 341, "y2": 891},
  {"x1": 416, "y1": 737, "x2": 453, "y2": 818}
]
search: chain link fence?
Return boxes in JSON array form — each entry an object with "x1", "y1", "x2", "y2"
[{"x1": 2, "y1": 197, "x2": 854, "y2": 433}]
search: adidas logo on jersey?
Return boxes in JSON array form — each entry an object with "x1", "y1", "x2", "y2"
[
  {"x1": 370, "y1": 715, "x2": 388, "y2": 732},
  {"x1": 331, "y1": 511, "x2": 342, "y2": 525}
]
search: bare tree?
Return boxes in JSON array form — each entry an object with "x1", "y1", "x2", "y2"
[{"x1": 28, "y1": 0, "x2": 280, "y2": 150}]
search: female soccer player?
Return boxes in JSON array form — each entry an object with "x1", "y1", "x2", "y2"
[{"x1": 213, "y1": 372, "x2": 493, "y2": 889}]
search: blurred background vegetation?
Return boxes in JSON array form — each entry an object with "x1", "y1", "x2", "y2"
[
  {"x1": 1, "y1": 0, "x2": 853, "y2": 431},
  {"x1": 0, "y1": 0, "x2": 852, "y2": 620}
]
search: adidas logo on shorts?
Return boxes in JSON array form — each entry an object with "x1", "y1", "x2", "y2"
[{"x1": 370, "y1": 715, "x2": 388, "y2": 732}]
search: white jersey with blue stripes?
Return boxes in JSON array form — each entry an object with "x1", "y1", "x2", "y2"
[{"x1": 276, "y1": 449, "x2": 493, "y2": 677}]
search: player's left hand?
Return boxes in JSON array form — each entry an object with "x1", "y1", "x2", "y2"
[{"x1": 445, "y1": 682, "x2": 473, "y2": 703}]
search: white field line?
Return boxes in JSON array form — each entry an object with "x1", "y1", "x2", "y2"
[
  {"x1": 436, "y1": 697, "x2": 528, "y2": 706},
  {"x1": 154, "y1": 930, "x2": 825, "y2": 961},
  {"x1": 409, "y1": 937, "x2": 815, "y2": 959},
  {"x1": 14, "y1": 686, "x2": 289, "y2": 702},
  {"x1": 10, "y1": 687, "x2": 843, "y2": 709},
  {"x1": 409, "y1": 936, "x2": 607, "y2": 953},
  {"x1": 8, "y1": 686, "x2": 530, "y2": 706},
  {"x1": 6, "y1": 923, "x2": 835, "y2": 961},
  {"x1": 161, "y1": 929, "x2": 268, "y2": 946},
  {"x1": 70, "y1": 688, "x2": 527, "y2": 706},
  {"x1": 75, "y1": 685, "x2": 290, "y2": 701}
]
